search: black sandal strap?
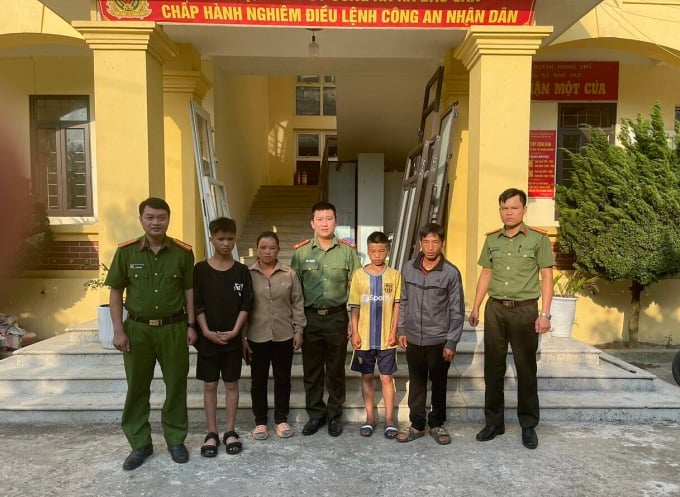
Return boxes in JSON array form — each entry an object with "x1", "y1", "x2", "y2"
[
  {"x1": 222, "y1": 431, "x2": 240, "y2": 444},
  {"x1": 204, "y1": 432, "x2": 220, "y2": 445}
]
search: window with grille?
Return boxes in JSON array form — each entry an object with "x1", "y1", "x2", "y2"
[
  {"x1": 556, "y1": 103, "x2": 617, "y2": 186},
  {"x1": 294, "y1": 131, "x2": 337, "y2": 185},
  {"x1": 295, "y1": 75, "x2": 336, "y2": 116},
  {"x1": 30, "y1": 96, "x2": 92, "y2": 217}
]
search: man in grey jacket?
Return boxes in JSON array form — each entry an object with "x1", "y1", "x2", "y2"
[{"x1": 396, "y1": 223, "x2": 465, "y2": 445}]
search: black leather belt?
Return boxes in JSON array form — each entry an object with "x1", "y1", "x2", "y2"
[
  {"x1": 127, "y1": 312, "x2": 187, "y2": 326},
  {"x1": 489, "y1": 297, "x2": 538, "y2": 308},
  {"x1": 305, "y1": 305, "x2": 347, "y2": 316}
]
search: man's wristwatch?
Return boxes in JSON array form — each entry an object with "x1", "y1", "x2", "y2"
[
  {"x1": 187, "y1": 322, "x2": 197, "y2": 329},
  {"x1": 539, "y1": 312, "x2": 551, "y2": 320}
]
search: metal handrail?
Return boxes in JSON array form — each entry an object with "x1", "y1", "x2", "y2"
[{"x1": 318, "y1": 136, "x2": 336, "y2": 201}]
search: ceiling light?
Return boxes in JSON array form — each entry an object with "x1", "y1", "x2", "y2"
[{"x1": 307, "y1": 28, "x2": 321, "y2": 57}]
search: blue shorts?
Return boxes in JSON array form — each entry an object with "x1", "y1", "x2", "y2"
[{"x1": 350, "y1": 349, "x2": 397, "y2": 375}]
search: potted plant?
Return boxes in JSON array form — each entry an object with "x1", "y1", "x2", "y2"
[
  {"x1": 550, "y1": 271, "x2": 598, "y2": 338},
  {"x1": 84, "y1": 264, "x2": 126, "y2": 349}
]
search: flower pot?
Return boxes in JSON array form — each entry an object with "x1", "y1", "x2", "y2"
[
  {"x1": 550, "y1": 296, "x2": 577, "y2": 338},
  {"x1": 97, "y1": 304, "x2": 127, "y2": 349}
]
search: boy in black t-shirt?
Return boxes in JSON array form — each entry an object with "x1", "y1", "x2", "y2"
[{"x1": 194, "y1": 217, "x2": 253, "y2": 457}]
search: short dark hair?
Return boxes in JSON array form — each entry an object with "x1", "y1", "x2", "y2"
[
  {"x1": 367, "y1": 231, "x2": 389, "y2": 246},
  {"x1": 499, "y1": 188, "x2": 527, "y2": 207},
  {"x1": 256, "y1": 230, "x2": 280, "y2": 247},
  {"x1": 418, "y1": 223, "x2": 445, "y2": 241},
  {"x1": 139, "y1": 197, "x2": 170, "y2": 216},
  {"x1": 209, "y1": 217, "x2": 237, "y2": 235},
  {"x1": 310, "y1": 201, "x2": 336, "y2": 219}
]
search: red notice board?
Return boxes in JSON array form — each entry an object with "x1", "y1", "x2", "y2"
[
  {"x1": 528, "y1": 130, "x2": 556, "y2": 198},
  {"x1": 531, "y1": 61, "x2": 619, "y2": 101}
]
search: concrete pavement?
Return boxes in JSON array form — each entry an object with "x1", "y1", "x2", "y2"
[{"x1": 4, "y1": 419, "x2": 680, "y2": 497}]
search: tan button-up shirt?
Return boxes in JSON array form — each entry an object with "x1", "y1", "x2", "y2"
[{"x1": 247, "y1": 260, "x2": 307, "y2": 343}]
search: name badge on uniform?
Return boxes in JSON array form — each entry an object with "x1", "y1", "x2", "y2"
[
  {"x1": 130, "y1": 264, "x2": 145, "y2": 269},
  {"x1": 305, "y1": 259, "x2": 316, "y2": 263}
]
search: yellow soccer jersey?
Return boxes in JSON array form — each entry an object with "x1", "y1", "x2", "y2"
[{"x1": 348, "y1": 266, "x2": 401, "y2": 350}]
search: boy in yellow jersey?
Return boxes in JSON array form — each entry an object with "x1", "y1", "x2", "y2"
[{"x1": 348, "y1": 231, "x2": 402, "y2": 439}]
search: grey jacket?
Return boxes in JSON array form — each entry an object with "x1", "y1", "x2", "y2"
[{"x1": 397, "y1": 253, "x2": 465, "y2": 351}]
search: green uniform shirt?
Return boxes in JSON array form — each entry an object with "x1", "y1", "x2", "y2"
[
  {"x1": 291, "y1": 235, "x2": 361, "y2": 308},
  {"x1": 105, "y1": 235, "x2": 194, "y2": 318},
  {"x1": 478, "y1": 223, "x2": 555, "y2": 301}
]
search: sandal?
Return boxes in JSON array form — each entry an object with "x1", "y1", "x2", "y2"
[
  {"x1": 359, "y1": 423, "x2": 376, "y2": 437},
  {"x1": 200, "y1": 432, "x2": 220, "y2": 458},
  {"x1": 430, "y1": 426, "x2": 451, "y2": 445},
  {"x1": 275, "y1": 422, "x2": 294, "y2": 439},
  {"x1": 396, "y1": 426, "x2": 425, "y2": 443},
  {"x1": 384, "y1": 424, "x2": 398, "y2": 440},
  {"x1": 252, "y1": 424, "x2": 269, "y2": 441},
  {"x1": 223, "y1": 431, "x2": 243, "y2": 455}
]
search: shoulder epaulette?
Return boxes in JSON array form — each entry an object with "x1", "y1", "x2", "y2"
[
  {"x1": 294, "y1": 239, "x2": 311, "y2": 250},
  {"x1": 172, "y1": 238, "x2": 193, "y2": 251},
  {"x1": 485, "y1": 228, "x2": 502, "y2": 237},
  {"x1": 529, "y1": 226, "x2": 548, "y2": 235},
  {"x1": 118, "y1": 238, "x2": 138, "y2": 248},
  {"x1": 340, "y1": 239, "x2": 357, "y2": 249}
]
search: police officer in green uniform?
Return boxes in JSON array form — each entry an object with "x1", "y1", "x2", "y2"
[
  {"x1": 291, "y1": 201, "x2": 361, "y2": 437},
  {"x1": 105, "y1": 197, "x2": 197, "y2": 470},
  {"x1": 469, "y1": 188, "x2": 554, "y2": 450}
]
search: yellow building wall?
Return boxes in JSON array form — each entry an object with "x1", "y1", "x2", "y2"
[
  {"x1": 211, "y1": 68, "x2": 271, "y2": 235},
  {"x1": 0, "y1": 56, "x2": 93, "y2": 179},
  {"x1": 4, "y1": 274, "x2": 100, "y2": 339},
  {"x1": 267, "y1": 76, "x2": 337, "y2": 185},
  {"x1": 0, "y1": 55, "x2": 101, "y2": 337},
  {"x1": 525, "y1": 60, "x2": 680, "y2": 345},
  {"x1": 617, "y1": 64, "x2": 680, "y2": 126}
]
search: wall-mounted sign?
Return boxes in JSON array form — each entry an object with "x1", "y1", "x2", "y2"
[
  {"x1": 531, "y1": 61, "x2": 619, "y2": 101},
  {"x1": 528, "y1": 130, "x2": 556, "y2": 198},
  {"x1": 98, "y1": 0, "x2": 536, "y2": 28}
]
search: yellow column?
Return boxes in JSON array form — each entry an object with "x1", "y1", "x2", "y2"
[
  {"x1": 163, "y1": 44, "x2": 211, "y2": 259},
  {"x1": 454, "y1": 26, "x2": 552, "y2": 296},
  {"x1": 73, "y1": 21, "x2": 177, "y2": 267},
  {"x1": 441, "y1": 56, "x2": 470, "y2": 276}
]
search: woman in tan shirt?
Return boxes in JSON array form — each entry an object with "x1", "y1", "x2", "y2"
[{"x1": 246, "y1": 231, "x2": 306, "y2": 439}]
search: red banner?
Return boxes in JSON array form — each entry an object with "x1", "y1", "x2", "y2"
[
  {"x1": 531, "y1": 61, "x2": 619, "y2": 101},
  {"x1": 98, "y1": 0, "x2": 535, "y2": 28},
  {"x1": 528, "y1": 130, "x2": 556, "y2": 199}
]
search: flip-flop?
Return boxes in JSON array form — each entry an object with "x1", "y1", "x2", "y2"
[
  {"x1": 396, "y1": 426, "x2": 425, "y2": 443},
  {"x1": 200, "y1": 432, "x2": 219, "y2": 458},
  {"x1": 384, "y1": 425, "x2": 398, "y2": 439},
  {"x1": 223, "y1": 431, "x2": 243, "y2": 454},
  {"x1": 359, "y1": 423, "x2": 376, "y2": 437},
  {"x1": 252, "y1": 424, "x2": 269, "y2": 441},
  {"x1": 430, "y1": 426, "x2": 451, "y2": 445}
]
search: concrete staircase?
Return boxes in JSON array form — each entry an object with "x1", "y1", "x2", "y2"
[
  {"x1": 2, "y1": 319, "x2": 680, "y2": 424},
  {"x1": 237, "y1": 185, "x2": 319, "y2": 267}
]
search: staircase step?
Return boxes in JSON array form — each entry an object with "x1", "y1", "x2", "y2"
[
  {"x1": 2, "y1": 383, "x2": 679, "y2": 424},
  {"x1": 8, "y1": 331, "x2": 602, "y2": 369},
  {"x1": 0, "y1": 353, "x2": 654, "y2": 396},
  {"x1": 3, "y1": 250, "x2": 680, "y2": 425}
]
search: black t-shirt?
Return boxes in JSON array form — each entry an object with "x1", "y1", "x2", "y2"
[{"x1": 194, "y1": 260, "x2": 253, "y2": 355}]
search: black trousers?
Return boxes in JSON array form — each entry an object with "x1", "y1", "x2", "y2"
[
  {"x1": 405, "y1": 341, "x2": 452, "y2": 431},
  {"x1": 301, "y1": 310, "x2": 348, "y2": 422},
  {"x1": 483, "y1": 298, "x2": 540, "y2": 428},
  {"x1": 248, "y1": 338, "x2": 295, "y2": 425}
]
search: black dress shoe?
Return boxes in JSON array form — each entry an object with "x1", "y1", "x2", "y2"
[
  {"x1": 327, "y1": 419, "x2": 343, "y2": 437},
  {"x1": 476, "y1": 425, "x2": 505, "y2": 442},
  {"x1": 522, "y1": 427, "x2": 538, "y2": 449},
  {"x1": 168, "y1": 443, "x2": 190, "y2": 463},
  {"x1": 302, "y1": 418, "x2": 326, "y2": 436},
  {"x1": 123, "y1": 444, "x2": 153, "y2": 471}
]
